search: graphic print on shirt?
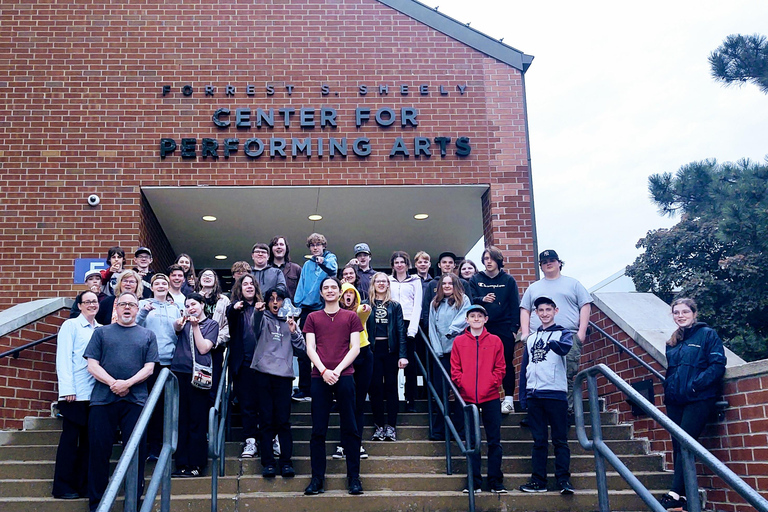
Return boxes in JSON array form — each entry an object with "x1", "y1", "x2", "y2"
[
  {"x1": 530, "y1": 335, "x2": 549, "y2": 364},
  {"x1": 375, "y1": 304, "x2": 388, "y2": 325}
]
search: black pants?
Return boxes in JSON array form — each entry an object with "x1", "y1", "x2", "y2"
[
  {"x1": 175, "y1": 372, "x2": 210, "y2": 469},
  {"x1": 234, "y1": 364, "x2": 260, "y2": 440},
  {"x1": 53, "y1": 400, "x2": 89, "y2": 497},
  {"x1": 666, "y1": 398, "x2": 716, "y2": 496},
  {"x1": 352, "y1": 345, "x2": 373, "y2": 437},
  {"x1": 487, "y1": 325, "x2": 516, "y2": 399},
  {"x1": 430, "y1": 353, "x2": 464, "y2": 438},
  {"x1": 370, "y1": 342, "x2": 400, "y2": 427},
  {"x1": 528, "y1": 397, "x2": 570, "y2": 485},
  {"x1": 256, "y1": 371, "x2": 294, "y2": 467},
  {"x1": 88, "y1": 401, "x2": 144, "y2": 512},
  {"x1": 297, "y1": 306, "x2": 322, "y2": 395},
  {"x1": 310, "y1": 376, "x2": 360, "y2": 480},
  {"x1": 468, "y1": 398, "x2": 503, "y2": 489},
  {"x1": 145, "y1": 363, "x2": 169, "y2": 457}
]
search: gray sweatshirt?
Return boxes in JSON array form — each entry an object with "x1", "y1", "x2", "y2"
[{"x1": 250, "y1": 310, "x2": 305, "y2": 378}]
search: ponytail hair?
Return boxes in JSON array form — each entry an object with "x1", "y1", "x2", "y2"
[{"x1": 668, "y1": 297, "x2": 698, "y2": 347}]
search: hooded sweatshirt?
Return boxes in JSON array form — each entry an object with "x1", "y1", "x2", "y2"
[
  {"x1": 451, "y1": 326, "x2": 506, "y2": 404},
  {"x1": 427, "y1": 294, "x2": 471, "y2": 356},
  {"x1": 250, "y1": 309, "x2": 306, "y2": 378},
  {"x1": 341, "y1": 282, "x2": 371, "y2": 348},
  {"x1": 519, "y1": 324, "x2": 572, "y2": 410},
  {"x1": 137, "y1": 298, "x2": 183, "y2": 365},
  {"x1": 294, "y1": 249, "x2": 338, "y2": 309}
]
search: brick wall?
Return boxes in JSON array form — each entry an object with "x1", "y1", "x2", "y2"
[
  {"x1": 586, "y1": 306, "x2": 768, "y2": 512},
  {"x1": 0, "y1": 308, "x2": 68, "y2": 430},
  {"x1": 0, "y1": 0, "x2": 536, "y2": 311}
]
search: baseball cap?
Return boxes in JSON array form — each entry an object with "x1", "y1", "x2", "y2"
[
  {"x1": 354, "y1": 243, "x2": 371, "y2": 255},
  {"x1": 466, "y1": 304, "x2": 488, "y2": 317},
  {"x1": 534, "y1": 296, "x2": 557, "y2": 308},
  {"x1": 538, "y1": 249, "x2": 559, "y2": 262},
  {"x1": 84, "y1": 269, "x2": 102, "y2": 281},
  {"x1": 135, "y1": 247, "x2": 152, "y2": 257}
]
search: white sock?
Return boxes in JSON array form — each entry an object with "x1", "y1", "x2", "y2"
[{"x1": 504, "y1": 396, "x2": 514, "y2": 404}]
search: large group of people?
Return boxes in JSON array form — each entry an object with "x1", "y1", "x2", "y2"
[{"x1": 53, "y1": 236, "x2": 725, "y2": 509}]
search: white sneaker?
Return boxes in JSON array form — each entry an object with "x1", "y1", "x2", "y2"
[
  {"x1": 332, "y1": 446, "x2": 345, "y2": 459},
  {"x1": 241, "y1": 438, "x2": 257, "y2": 458},
  {"x1": 501, "y1": 398, "x2": 515, "y2": 415},
  {"x1": 273, "y1": 437, "x2": 281, "y2": 457},
  {"x1": 360, "y1": 445, "x2": 368, "y2": 459}
]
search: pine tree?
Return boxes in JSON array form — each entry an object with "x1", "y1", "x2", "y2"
[{"x1": 709, "y1": 34, "x2": 768, "y2": 94}]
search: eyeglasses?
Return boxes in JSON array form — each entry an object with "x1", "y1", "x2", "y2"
[
  {"x1": 81, "y1": 300, "x2": 99, "y2": 305},
  {"x1": 116, "y1": 302, "x2": 139, "y2": 309},
  {"x1": 252, "y1": 250, "x2": 268, "y2": 255},
  {"x1": 374, "y1": 280, "x2": 389, "y2": 285}
]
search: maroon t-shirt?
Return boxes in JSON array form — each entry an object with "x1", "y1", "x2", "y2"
[{"x1": 304, "y1": 308, "x2": 363, "y2": 378}]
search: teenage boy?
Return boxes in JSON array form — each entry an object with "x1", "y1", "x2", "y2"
[
  {"x1": 268, "y1": 236, "x2": 301, "y2": 299},
  {"x1": 70, "y1": 270, "x2": 107, "y2": 318},
  {"x1": 302, "y1": 277, "x2": 364, "y2": 496},
  {"x1": 293, "y1": 233, "x2": 338, "y2": 401},
  {"x1": 133, "y1": 247, "x2": 155, "y2": 296},
  {"x1": 100, "y1": 246, "x2": 126, "y2": 297},
  {"x1": 519, "y1": 296, "x2": 574, "y2": 495},
  {"x1": 348, "y1": 243, "x2": 375, "y2": 300},
  {"x1": 250, "y1": 287, "x2": 306, "y2": 479},
  {"x1": 451, "y1": 305, "x2": 506, "y2": 494},
  {"x1": 470, "y1": 246, "x2": 520, "y2": 415},
  {"x1": 251, "y1": 243, "x2": 287, "y2": 296},
  {"x1": 166, "y1": 264, "x2": 187, "y2": 310},
  {"x1": 414, "y1": 251, "x2": 433, "y2": 286}
]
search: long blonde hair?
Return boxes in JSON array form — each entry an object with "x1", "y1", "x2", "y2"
[
  {"x1": 369, "y1": 272, "x2": 391, "y2": 305},
  {"x1": 668, "y1": 298, "x2": 698, "y2": 347}
]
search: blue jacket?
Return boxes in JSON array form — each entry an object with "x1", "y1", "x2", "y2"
[
  {"x1": 663, "y1": 323, "x2": 726, "y2": 406},
  {"x1": 294, "y1": 250, "x2": 337, "y2": 309}
]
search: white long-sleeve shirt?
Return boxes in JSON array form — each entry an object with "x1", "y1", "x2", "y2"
[
  {"x1": 55, "y1": 315, "x2": 98, "y2": 400},
  {"x1": 389, "y1": 274, "x2": 423, "y2": 337}
]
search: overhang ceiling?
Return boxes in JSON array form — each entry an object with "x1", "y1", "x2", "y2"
[{"x1": 142, "y1": 185, "x2": 488, "y2": 273}]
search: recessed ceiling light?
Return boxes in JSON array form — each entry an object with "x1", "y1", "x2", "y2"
[
  {"x1": 202, "y1": 215, "x2": 217, "y2": 222},
  {"x1": 214, "y1": 254, "x2": 227, "y2": 260},
  {"x1": 414, "y1": 213, "x2": 429, "y2": 220},
  {"x1": 308, "y1": 214, "x2": 323, "y2": 221}
]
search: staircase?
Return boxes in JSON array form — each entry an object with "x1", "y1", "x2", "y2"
[{"x1": 0, "y1": 399, "x2": 671, "y2": 511}]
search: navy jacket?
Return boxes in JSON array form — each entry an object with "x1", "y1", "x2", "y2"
[{"x1": 663, "y1": 322, "x2": 726, "y2": 405}]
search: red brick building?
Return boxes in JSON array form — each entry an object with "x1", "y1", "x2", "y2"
[{"x1": 0, "y1": 0, "x2": 536, "y2": 307}]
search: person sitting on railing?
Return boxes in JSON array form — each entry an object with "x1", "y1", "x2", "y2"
[
  {"x1": 658, "y1": 298, "x2": 726, "y2": 512},
  {"x1": 171, "y1": 293, "x2": 219, "y2": 478},
  {"x1": 427, "y1": 273, "x2": 470, "y2": 441},
  {"x1": 450, "y1": 304, "x2": 507, "y2": 494},
  {"x1": 519, "y1": 296, "x2": 575, "y2": 495},
  {"x1": 84, "y1": 291, "x2": 158, "y2": 512},
  {"x1": 250, "y1": 287, "x2": 305, "y2": 479},
  {"x1": 99, "y1": 246, "x2": 126, "y2": 297},
  {"x1": 53, "y1": 290, "x2": 100, "y2": 500}
]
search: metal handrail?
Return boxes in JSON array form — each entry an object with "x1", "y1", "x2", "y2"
[
  {"x1": 588, "y1": 321, "x2": 665, "y2": 383},
  {"x1": 96, "y1": 368, "x2": 179, "y2": 512},
  {"x1": 575, "y1": 364, "x2": 768, "y2": 512},
  {"x1": 208, "y1": 347, "x2": 231, "y2": 512},
  {"x1": 415, "y1": 326, "x2": 481, "y2": 512},
  {"x1": 0, "y1": 333, "x2": 57, "y2": 359}
]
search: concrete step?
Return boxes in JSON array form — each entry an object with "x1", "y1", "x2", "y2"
[
  {"x1": 20, "y1": 409, "x2": 619, "y2": 430},
  {"x1": 0, "y1": 422, "x2": 634, "y2": 446},
  {"x1": 0, "y1": 494, "x2": 237, "y2": 512},
  {"x1": 0, "y1": 452, "x2": 665, "y2": 480},
  {"x1": 0, "y1": 475, "x2": 237, "y2": 497},
  {"x1": 237, "y1": 488, "x2": 664, "y2": 512}
]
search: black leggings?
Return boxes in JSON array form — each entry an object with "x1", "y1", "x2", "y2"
[{"x1": 666, "y1": 398, "x2": 716, "y2": 496}]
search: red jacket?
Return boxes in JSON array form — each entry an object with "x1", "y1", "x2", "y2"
[{"x1": 450, "y1": 327, "x2": 506, "y2": 404}]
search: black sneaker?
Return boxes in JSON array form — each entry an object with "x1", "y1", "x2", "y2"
[
  {"x1": 280, "y1": 464, "x2": 295, "y2": 478},
  {"x1": 659, "y1": 493, "x2": 687, "y2": 511},
  {"x1": 185, "y1": 466, "x2": 203, "y2": 478},
  {"x1": 348, "y1": 477, "x2": 364, "y2": 495},
  {"x1": 519, "y1": 480, "x2": 547, "y2": 493},
  {"x1": 491, "y1": 483, "x2": 508, "y2": 494},
  {"x1": 171, "y1": 466, "x2": 187, "y2": 478},
  {"x1": 262, "y1": 465, "x2": 277, "y2": 478},
  {"x1": 304, "y1": 477, "x2": 324, "y2": 495},
  {"x1": 558, "y1": 480, "x2": 575, "y2": 495}
]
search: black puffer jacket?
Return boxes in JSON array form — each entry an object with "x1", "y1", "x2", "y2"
[{"x1": 663, "y1": 322, "x2": 726, "y2": 406}]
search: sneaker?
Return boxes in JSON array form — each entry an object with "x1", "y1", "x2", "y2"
[
  {"x1": 501, "y1": 398, "x2": 515, "y2": 415},
  {"x1": 491, "y1": 483, "x2": 508, "y2": 494},
  {"x1": 360, "y1": 445, "x2": 369, "y2": 459},
  {"x1": 348, "y1": 477, "x2": 363, "y2": 495},
  {"x1": 558, "y1": 480, "x2": 575, "y2": 495},
  {"x1": 519, "y1": 480, "x2": 547, "y2": 493},
  {"x1": 171, "y1": 467, "x2": 187, "y2": 478},
  {"x1": 273, "y1": 437, "x2": 281, "y2": 457},
  {"x1": 384, "y1": 424, "x2": 397, "y2": 441},
  {"x1": 304, "y1": 477, "x2": 324, "y2": 495},
  {"x1": 262, "y1": 465, "x2": 277, "y2": 478},
  {"x1": 659, "y1": 493, "x2": 687, "y2": 511},
  {"x1": 332, "y1": 446, "x2": 345, "y2": 459},
  {"x1": 280, "y1": 464, "x2": 295, "y2": 478},
  {"x1": 185, "y1": 466, "x2": 203, "y2": 478},
  {"x1": 292, "y1": 390, "x2": 311, "y2": 402},
  {"x1": 371, "y1": 425, "x2": 385, "y2": 441},
  {"x1": 241, "y1": 438, "x2": 257, "y2": 458},
  {"x1": 462, "y1": 487, "x2": 481, "y2": 494}
]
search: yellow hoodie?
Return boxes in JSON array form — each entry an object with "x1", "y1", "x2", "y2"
[{"x1": 340, "y1": 282, "x2": 371, "y2": 348}]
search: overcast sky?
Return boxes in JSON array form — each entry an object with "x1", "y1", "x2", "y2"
[{"x1": 427, "y1": 0, "x2": 768, "y2": 288}]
